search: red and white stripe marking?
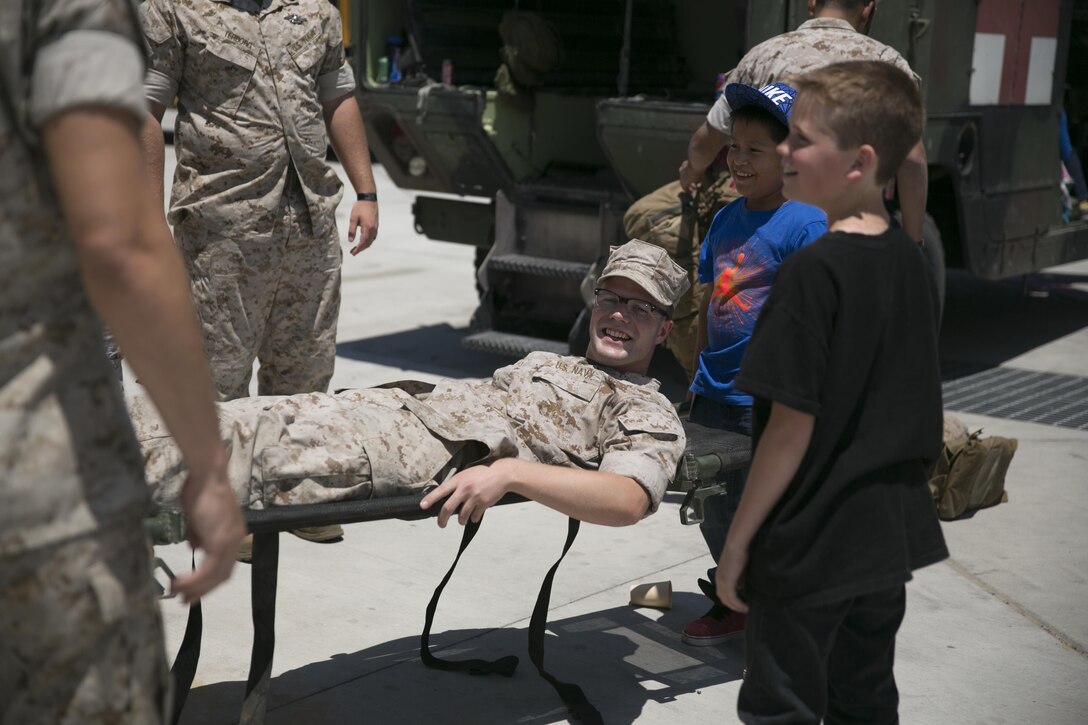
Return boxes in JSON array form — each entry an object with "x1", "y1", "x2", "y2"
[{"x1": 970, "y1": 0, "x2": 1060, "y2": 106}]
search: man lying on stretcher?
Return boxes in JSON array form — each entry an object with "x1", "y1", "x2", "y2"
[{"x1": 132, "y1": 240, "x2": 690, "y2": 529}]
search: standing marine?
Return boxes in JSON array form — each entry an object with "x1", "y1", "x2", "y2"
[
  {"x1": 0, "y1": 0, "x2": 244, "y2": 721},
  {"x1": 139, "y1": 0, "x2": 381, "y2": 401},
  {"x1": 679, "y1": 0, "x2": 927, "y2": 242}
]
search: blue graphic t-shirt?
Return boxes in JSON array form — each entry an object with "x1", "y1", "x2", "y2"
[{"x1": 690, "y1": 198, "x2": 827, "y2": 405}]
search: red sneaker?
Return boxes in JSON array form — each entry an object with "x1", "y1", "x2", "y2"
[{"x1": 681, "y1": 604, "x2": 747, "y2": 646}]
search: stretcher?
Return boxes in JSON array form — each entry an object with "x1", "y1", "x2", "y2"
[{"x1": 148, "y1": 419, "x2": 750, "y2": 725}]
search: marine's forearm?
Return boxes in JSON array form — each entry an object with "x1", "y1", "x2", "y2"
[
  {"x1": 896, "y1": 140, "x2": 928, "y2": 243},
  {"x1": 687, "y1": 122, "x2": 729, "y2": 177},
  {"x1": 324, "y1": 93, "x2": 377, "y2": 195},
  {"x1": 504, "y1": 459, "x2": 651, "y2": 527}
]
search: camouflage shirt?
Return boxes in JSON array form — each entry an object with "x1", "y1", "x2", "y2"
[
  {"x1": 396, "y1": 352, "x2": 687, "y2": 513},
  {"x1": 706, "y1": 17, "x2": 920, "y2": 132},
  {"x1": 0, "y1": 0, "x2": 149, "y2": 556},
  {"x1": 140, "y1": 0, "x2": 356, "y2": 236}
]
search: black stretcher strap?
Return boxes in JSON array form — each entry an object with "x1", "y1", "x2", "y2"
[
  {"x1": 420, "y1": 516, "x2": 602, "y2": 723},
  {"x1": 420, "y1": 520, "x2": 518, "y2": 676},
  {"x1": 241, "y1": 531, "x2": 280, "y2": 725},
  {"x1": 526, "y1": 517, "x2": 603, "y2": 724},
  {"x1": 169, "y1": 554, "x2": 202, "y2": 725},
  {"x1": 166, "y1": 488, "x2": 526, "y2": 723}
]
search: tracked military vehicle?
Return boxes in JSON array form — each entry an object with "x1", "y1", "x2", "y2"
[{"x1": 344, "y1": 0, "x2": 1088, "y2": 365}]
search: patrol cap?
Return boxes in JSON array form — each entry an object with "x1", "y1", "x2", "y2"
[
  {"x1": 596, "y1": 239, "x2": 691, "y2": 310},
  {"x1": 725, "y1": 81, "x2": 797, "y2": 129}
]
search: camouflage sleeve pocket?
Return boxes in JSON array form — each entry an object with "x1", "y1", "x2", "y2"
[{"x1": 140, "y1": 0, "x2": 175, "y2": 46}]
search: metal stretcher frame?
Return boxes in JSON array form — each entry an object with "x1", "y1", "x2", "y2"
[{"x1": 159, "y1": 421, "x2": 751, "y2": 725}]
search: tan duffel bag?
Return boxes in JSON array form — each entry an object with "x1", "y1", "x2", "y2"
[{"x1": 928, "y1": 429, "x2": 1017, "y2": 520}]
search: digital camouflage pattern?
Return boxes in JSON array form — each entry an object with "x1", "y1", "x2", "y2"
[
  {"x1": 141, "y1": 0, "x2": 355, "y2": 236},
  {"x1": 140, "y1": 0, "x2": 355, "y2": 397},
  {"x1": 133, "y1": 352, "x2": 687, "y2": 514},
  {"x1": 0, "y1": 0, "x2": 149, "y2": 556},
  {"x1": 0, "y1": 1, "x2": 168, "y2": 721},
  {"x1": 597, "y1": 238, "x2": 692, "y2": 310},
  {"x1": 174, "y1": 174, "x2": 340, "y2": 400},
  {"x1": 0, "y1": 524, "x2": 170, "y2": 724},
  {"x1": 706, "y1": 17, "x2": 919, "y2": 132}
]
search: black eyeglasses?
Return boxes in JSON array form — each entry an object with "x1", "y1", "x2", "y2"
[{"x1": 594, "y1": 288, "x2": 669, "y2": 321}]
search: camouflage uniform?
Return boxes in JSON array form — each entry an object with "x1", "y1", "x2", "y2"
[
  {"x1": 705, "y1": 17, "x2": 920, "y2": 133},
  {"x1": 0, "y1": 1, "x2": 169, "y2": 721},
  {"x1": 140, "y1": 0, "x2": 357, "y2": 400},
  {"x1": 133, "y1": 352, "x2": 686, "y2": 515}
]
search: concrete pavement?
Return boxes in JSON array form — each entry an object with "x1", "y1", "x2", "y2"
[{"x1": 151, "y1": 149, "x2": 1088, "y2": 724}]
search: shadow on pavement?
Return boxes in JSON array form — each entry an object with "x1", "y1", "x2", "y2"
[
  {"x1": 939, "y1": 270, "x2": 1088, "y2": 379},
  {"x1": 336, "y1": 323, "x2": 509, "y2": 379},
  {"x1": 179, "y1": 595, "x2": 743, "y2": 725}
]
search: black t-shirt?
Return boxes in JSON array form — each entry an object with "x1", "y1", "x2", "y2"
[{"x1": 735, "y1": 227, "x2": 948, "y2": 605}]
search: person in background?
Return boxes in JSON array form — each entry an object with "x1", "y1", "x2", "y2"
[
  {"x1": 1061, "y1": 110, "x2": 1088, "y2": 219},
  {"x1": 681, "y1": 82, "x2": 826, "y2": 647}
]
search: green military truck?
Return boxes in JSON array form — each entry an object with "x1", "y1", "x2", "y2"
[{"x1": 344, "y1": 0, "x2": 1088, "y2": 366}]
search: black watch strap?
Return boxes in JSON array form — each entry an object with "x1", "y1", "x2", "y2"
[{"x1": 356, "y1": 192, "x2": 377, "y2": 202}]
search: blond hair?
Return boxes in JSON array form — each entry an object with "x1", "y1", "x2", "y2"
[{"x1": 792, "y1": 60, "x2": 922, "y2": 183}]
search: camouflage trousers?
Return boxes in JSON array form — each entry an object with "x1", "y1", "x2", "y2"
[
  {"x1": 131, "y1": 390, "x2": 464, "y2": 511},
  {"x1": 174, "y1": 177, "x2": 342, "y2": 401},
  {"x1": 0, "y1": 521, "x2": 170, "y2": 725}
]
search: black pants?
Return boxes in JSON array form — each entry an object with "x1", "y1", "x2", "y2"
[{"x1": 739, "y1": 584, "x2": 906, "y2": 725}]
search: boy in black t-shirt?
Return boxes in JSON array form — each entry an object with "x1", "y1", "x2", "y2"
[{"x1": 715, "y1": 60, "x2": 948, "y2": 724}]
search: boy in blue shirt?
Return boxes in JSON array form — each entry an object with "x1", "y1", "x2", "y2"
[
  {"x1": 717, "y1": 60, "x2": 948, "y2": 723},
  {"x1": 683, "y1": 82, "x2": 826, "y2": 646}
]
